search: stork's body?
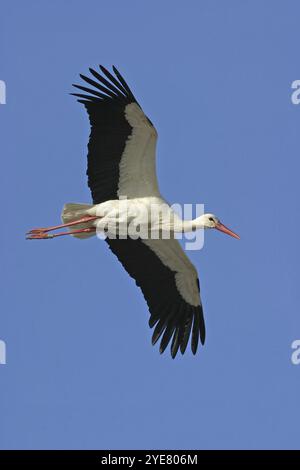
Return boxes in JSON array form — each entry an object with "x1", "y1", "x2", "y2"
[
  {"x1": 27, "y1": 65, "x2": 239, "y2": 358},
  {"x1": 60, "y1": 197, "x2": 221, "y2": 237}
]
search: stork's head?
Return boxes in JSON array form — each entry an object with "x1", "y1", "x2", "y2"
[{"x1": 201, "y1": 213, "x2": 240, "y2": 239}]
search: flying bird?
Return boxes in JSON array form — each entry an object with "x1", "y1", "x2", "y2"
[{"x1": 27, "y1": 65, "x2": 239, "y2": 358}]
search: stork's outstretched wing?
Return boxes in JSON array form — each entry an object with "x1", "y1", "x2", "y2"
[
  {"x1": 106, "y1": 237, "x2": 206, "y2": 358},
  {"x1": 72, "y1": 65, "x2": 160, "y2": 203},
  {"x1": 72, "y1": 66, "x2": 206, "y2": 357}
]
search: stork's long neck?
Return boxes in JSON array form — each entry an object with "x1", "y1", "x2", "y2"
[{"x1": 172, "y1": 215, "x2": 208, "y2": 233}]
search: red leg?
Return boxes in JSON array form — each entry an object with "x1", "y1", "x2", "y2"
[
  {"x1": 26, "y1": 227, "x2": 96, "y2": 240},
  {"x1": 27, "y1": 216, "x2": 99, "y2": 234}
]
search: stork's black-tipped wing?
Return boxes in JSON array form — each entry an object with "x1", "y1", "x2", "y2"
[
  {"x1": 106, "y1": 237, "x2": 206, "y2": 358},
  {"x1": 72, "y1": 65, "x2": 160, "y2": 204},
  {"x1": 72, "y1": 66, "x2": 205, "y2": 357}
]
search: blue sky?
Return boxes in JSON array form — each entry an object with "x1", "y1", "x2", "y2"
[{"x1": 1, "y1": 0, "x2": 300, "y2": 450}]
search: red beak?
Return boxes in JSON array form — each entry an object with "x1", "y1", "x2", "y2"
[{"x1": 215, "y1": 222, "x2": 240, "y2": 240}]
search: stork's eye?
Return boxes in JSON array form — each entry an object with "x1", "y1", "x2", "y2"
[{"x1": 209, "y1": 217, "x2": 214, "y2": 222}]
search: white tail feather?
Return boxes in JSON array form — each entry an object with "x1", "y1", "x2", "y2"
[{"x1": 61, "y1": 203, "x2": 96, "y2": 239}]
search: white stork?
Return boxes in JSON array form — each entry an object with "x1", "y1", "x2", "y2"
[{"x1": 27, "y1": 65, "x2": 239, "y2": 358}]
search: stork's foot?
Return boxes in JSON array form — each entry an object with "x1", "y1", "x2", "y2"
[
  {"x1": 26, "y1": 232, "x2": 55, "y2": 240},
  {"x1": 27, "y1": 227, "x2": 51, "y2": 234}
]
